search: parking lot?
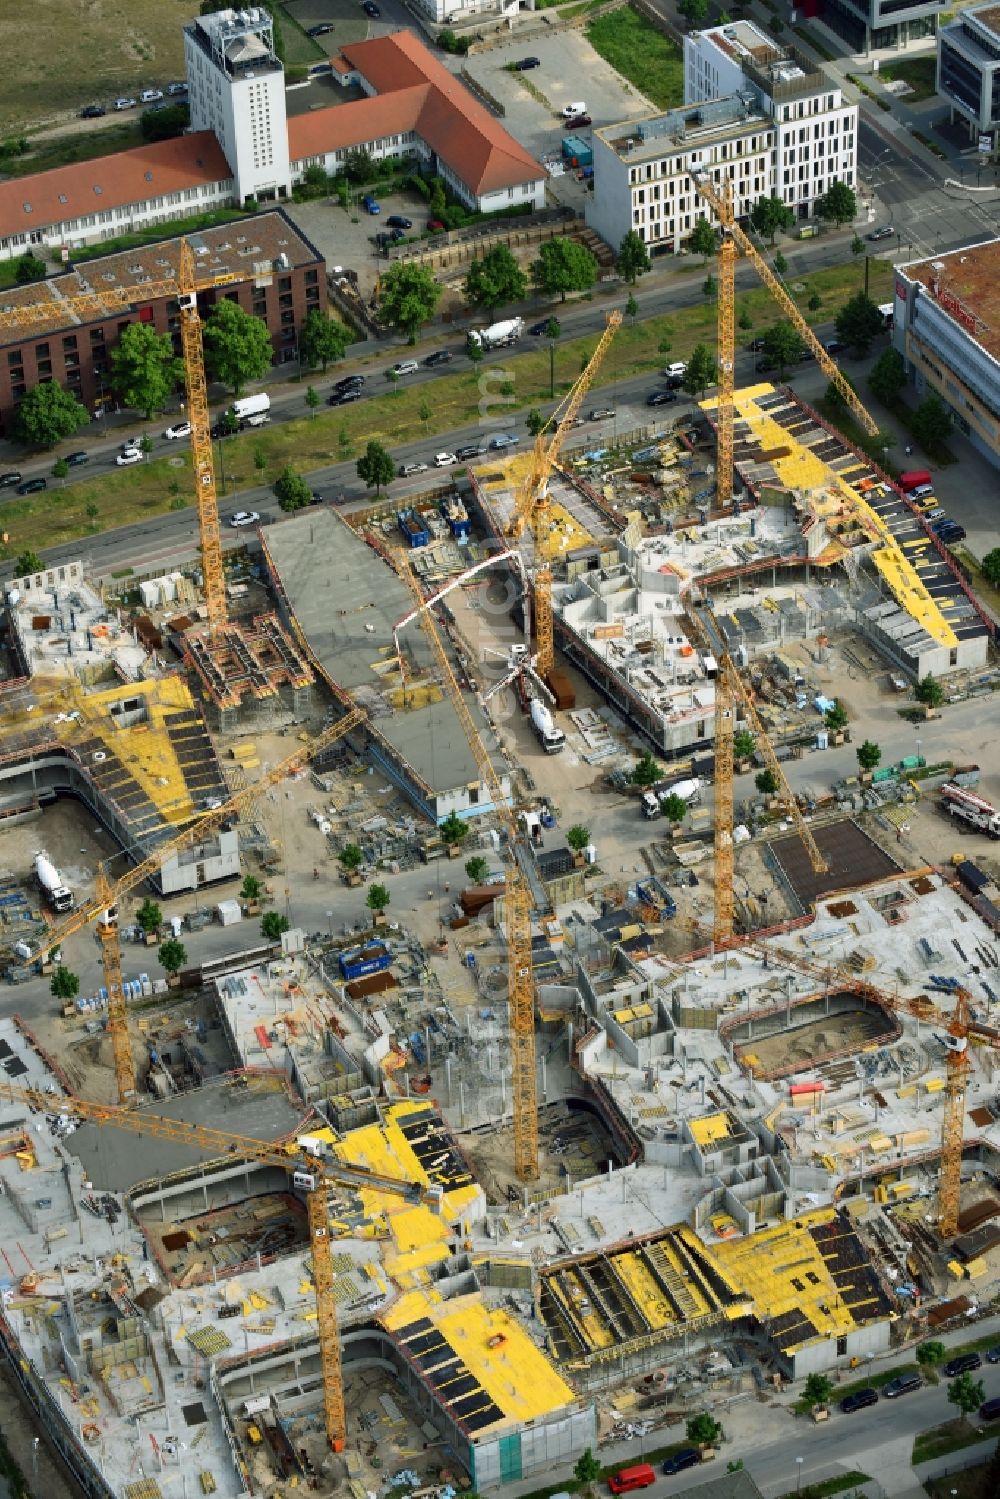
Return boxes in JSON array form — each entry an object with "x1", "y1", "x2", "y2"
[{"x1": 287, "y1": 187, "x2": 430, "y2": 295}]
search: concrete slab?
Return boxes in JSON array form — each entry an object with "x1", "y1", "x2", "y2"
[{"x1": 768, "y1": 818, "x2": 900, "y2": 909}]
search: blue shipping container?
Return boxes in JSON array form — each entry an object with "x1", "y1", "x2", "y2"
[{"x1": 339, "y1": 942, "x2": 392, "y2": 981}]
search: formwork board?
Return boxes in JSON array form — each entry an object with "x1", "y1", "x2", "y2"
[{"x1": 769, "y1": 819, "x2": 899, "y2": 908}]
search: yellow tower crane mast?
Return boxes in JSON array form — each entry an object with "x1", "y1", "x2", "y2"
[
  {"x1": 0, "y1": 1074, "x2": 430, "y2": 1449},
  {"x1": 510, "y1": 311, "x2": 622, "y2": 679},
  {"x1": 392, "y1": 556, "x2": 540, "y2": 1181},
  {"x1": 41, "y1": 706, "x2": 366, "y2": 1105}
]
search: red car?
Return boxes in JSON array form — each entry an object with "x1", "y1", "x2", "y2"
[{"x1": 427, "y1": 218, "x2": 445, "y2": 232}]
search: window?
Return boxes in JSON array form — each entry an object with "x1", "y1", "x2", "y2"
[
  {"x1": 62, "y1": 334, "x2": 78, "y2": 352},
  {"x1": 7, "y1": 350, "x2": 22, "y2": 367},
  {"x1": 35, "y1": 341, "x2": 49, "y2": 357}
]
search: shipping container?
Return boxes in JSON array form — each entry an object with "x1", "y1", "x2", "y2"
[{"x1": 339, "y1": 941, "x2": 392, "y2": 981}]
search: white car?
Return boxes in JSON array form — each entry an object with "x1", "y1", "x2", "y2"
[
  {"x1": 113, "y1": 97, "x2": 137, "y2": 111},
  {"x1": 116, "y1": 448, "x2": 142, "y2": 466},
  {"x1": 399, "y1": 461, "x2": 428, "y2": 477},
  {"x1": 561, "y1": 102, "x2": 586, "y2": 118},
  {"x1": 490, "y1": 433, "x2": 519, "y2": 449},
  {"x1": 229, "y1": 510, "x2": 261, "y2": 528},
  {"x1": 164, "y1": 421, "x2": 192, "y2": 440},
  {"x1": 434, "y1": 452, "x2": 457, "y2": 467},
  {"x1": 140, "y1": 89, "x2": 164, "y2": 104},
  {"x1": 390, "y1": 360, "x2": 419, "y2": 377}
]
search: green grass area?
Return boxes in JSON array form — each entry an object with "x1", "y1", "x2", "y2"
[
  {"x1": 69, "y1": 210, "x2": 250, "y2": 264},
  {"x1": 2, "y1": 120, "x2": 145, "y2": 178},
  {"x1": 0, "y1": 260, "x2": 38, "y2": 290},
  {"x1": 794, "y1": 1361, "x2": 920, "y2": 1413},
  {"x1": 913, "y1": 1416, "x2": 1000, "y2": 1465},
  {"x1": 276, "y1": 2, "x2": 328, "y2": 65},
  {"x1": 586, "y1": 9, "x2": 684, "y2": 111},
  {"x1": 878, "y1": 56, "x2": 939, "y2": 102},
  {"x1": 926, "y1": 1463, "x2": 998, "y2": 1499},
  {"x1": 776, "y1": 1473, "x2": 871, "y2": 1499},
  {"x1": 0, "y1": 256, "x2": 893, "y2": 559},
  {"x1": 953, "y1": 545, "x2": 1000, "y2": 615}
]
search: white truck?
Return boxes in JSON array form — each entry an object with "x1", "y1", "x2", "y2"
[
  {"x1": 530, "y1": 698, "x2": 566, "y2": 755},
  {"x1": 941, "y1": 782, "x2": 1000, "y2": 838},
  {"x1": 467, "y1": 317, "x2": 524, "y2": 353},
  {"x1": 642, "y1": 776, "x2": 703, "y2": 819},
  {"x1": 228, "y1": 392, "x2": 271, "y2": 427},
  {"x1": 34, "y1": 851, "x2": 74, "y2": 913}
]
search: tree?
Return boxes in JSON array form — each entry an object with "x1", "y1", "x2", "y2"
[
  {"x1": 463, "y1": 244, "x2": 527, "y2": 311},
  {"x1": 761, "y1": 320, "x2": 804, "y2": 378},
  {"x1": 686, "y1": 1412, "x2": 722, "y2": 1447},
  {"x1": 660, "y1": 792, "x2": 688, "y2": 827},
  {"x1": 15, "y1": 252, "x2": 46, "y2": 284},
  {"x1": 825, "y1": 700, "x2": 849, "y2": 732},
  {"x1": 366, "y1": 882, "x2": 390, "y2": 916},
  {"x1": 52, "y1": 457, "x2": 69, "y2": 483},
  {"x1": 947, "y1": 1370, "x2": 985, "y2": 1425},
  {"x1": 616, "y1": 228, "x2": 650, "y2": 284},
  {"x1": 241, "y1": 874, "x2": 264, "y2": 902},
  {"x1": 851, "y1": 234, "x2": 865, "y2": 257},
  {"x1": 531, "y1": 237, "x2": 598, "y2": 302},
  {"x1": 825, "y1": 370, "x2": 857, "y2": 411},
  {"x1": 678, "y1": 0, "x2": 710, "y2": 22},
  {"x1": 15, "y1": 549, "x2": 43, "y2": 576},
  {"x1": 203, "y1": 300, "x2": 274, "y2": 395},
  {"x1": 439, "y1": 811, "x2": 468, "y2": 848},
  {"x1": 13, "y1": 381, "x2": 89, "y2": 448},
  {"x1": 911, "y1": 392, "x2": 952, "y2": 450},
  {"x1": 816, "y1": 179, "x2": 857, "y2": 228},
  {"x1": 298, "y1": 308, "x2": 351, "y2": 372},
  {"x1": 574, "y1": 1450, "x2": 601, "y2": 1487},
  {"x1": 261, "y1": 910, "x2": 290, "y2": 941},
  {"x1": 755, "y1": 769, "x2": 779, "y2": 796},
  {"x1": 869, "y1": 348, "x2": 906, "y2": 407},
  {"x1": 632, "y1": 751, "x2": 663, "y2": 787},
  {"x1": 566, "y1": 824, "x2": 591, "y2": 853},
  {"x1": 378, "y1": 262, "x2": 442, "y2": 341},
  {"x1": 305, "y1": 384, "x2": 320, "y2": 418},
  {"x1": 703, "y1": 273, "x2": 717, "y2": 298},
  {"x1": 856, "y1": 739, "x2": 881, "y2": 772},
  {"x1": 356, "y1": 439, "x2": 395, "y2": 496},
  {"x1": 339, "y1": 844, "x2": 363, "y2": 873},
  {"x1": 689, "y1": 218, "x2": 718, "y2": 265},
  {"x1": 734, "y1": 730, "x2": 755, "y2": 761},
  {"x1": 738, "y1": 304, "x2": 753, "y2": 331},
  {"x1": 273, "y1": 465, "x2": 313, "y2": 512},
  {"x1": 981, "y1": 547, "x2": 1000, "y2": 589},
  {"x1": 808, "y1": 291, "x2": 822, "y2": 312},
  {"x1": 625, "y1": 292, "x2": 638, "y2": 324},
  {"x1": 465, "y1": 855, "x2": 489, "y2": 884},
  {"x1": 915, "y1": 673, "x2": 944, "y2": 709},
  {"x1": 773, "y1": 251, "x2": 787, "y2": 275},
  {"x1": 526, "y1": 408, "x2": 545, "y2": 437},
  {"x1": 301, "y1": 163, "x2": 329, "y2": 195},
  {"x1": 343, "y1": 146, "x2": 374, "y2": 184},
  {"x1": 916, "y1": 1340, "x2": 946, "y2": 1369},
  {"x1": 750, "y1": 195, "x2": 795, "y2": 245},
  {"x1": 50, "y1": 966, "x2": 80, "y2": 1002},
  {"x1": 141, "y1": 103, "x2": 189, "y2": 142},
  {"x1": 418, "y1": 397, "x2": 433, "y2": 431},
  {"x1": 136, "y1": 898, "x2": 162, "y2": 936},
  {"x1": 683, "y1": 343, "x2": 717, "y2": 397},
  {"x1": 158, "y1": 938, "x2": 187, "y2": 977},
  {"x1": 835, "y1": 292, "x2": 883, "y2": 357},
  {"x1": 803, "y1": 1373, "x2": 833, "y2": 1409}
]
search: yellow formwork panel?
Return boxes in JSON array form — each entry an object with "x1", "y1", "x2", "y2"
[
  {"x1": 656, "y1": 1237, "x2": 714, "y2": 1319},
  {"x1": 336, "y1": 1102, "x2": 481, "y2": 1226},
  {"x1": 871, "y1": 547, "x2": 958, "y2": 648},
  {"x1": 688, "y1": 1111, "x2": 732, "y2": 1147},
  {"x1": 539, "y1": 502, "x2": 594, "y2": 561},
  {"x1": 711, "y1": 1208, "x2": 855, "y2": 1345},
  {"x1": 611, "y1": 1250, "x2": 677, "y2": 1331},
  {"x1": 386, "y1": 1204, "x2": 450, "y2": 1255}
]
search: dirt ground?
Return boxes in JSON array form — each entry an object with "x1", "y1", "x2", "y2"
[{"x1": 733, "y1": 1006, "x2": 888, "y2": 1078}]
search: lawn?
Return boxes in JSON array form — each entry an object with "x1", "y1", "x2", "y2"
[
  {"x1": 793, "y1": 1360, "x2": 920, "y2": 1413},
  {"x1": 776, "y1": 1474, "x2": 871, "y2": 1499},
  {"x1": 878, "y1": 56, "x2": 939, "y2": 102},
  {"x1": 0, "y1": 256, "x2": 893, "y2": 558},
  {"x1": 913, "y1": 1415, "x2": 1000, "y2": 1464},
  {"x1": 586, "y1": 9, "x2": 684, "y2": 112},
  {"x1": 926, "y1": 1464, "x2": 999, "y2": 1499}
]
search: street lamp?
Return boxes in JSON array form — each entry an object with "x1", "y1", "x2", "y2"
[{"x1": 796, "y1": 1458, "x2": 804, "y2": 1493}]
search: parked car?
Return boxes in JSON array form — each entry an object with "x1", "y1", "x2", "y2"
[
  {"x1": 113, "y1": 97, "x2": 137, "y2": 111},
  {"x1": 985, "y1": 1346, "x2": 1000, "y2": 1364},
  {"x1": 565, "y1": 113, "x2": 592, "y2": 129},
  {"x1": 308, "y1": 22, "x2": 333, "y2": 35},
  {"x1": 529, "y1": 319, "x2": 553, "y2": 335},
  {"x1": 363, "y1": 1, "x2": 381, "y2": 14},
  {"x1": 427, "y1": 217, "x2": 445, "y2": 232},
  {"x1": 746, "y1": 338, "x2": 766, "y2": 352},
  {"x1": 333, "y1": 375, "x2": 365, "y2": 393},
  {"x1": 561, "y1": 102, "x2": 587, "y2": 118},
  {"x1": 329, "y1": 389, "x2": 362, "y2": 405},
  {"x1": 490, "y1": 433, "x2": 519, "y2": 449},
  {"x1": 665, "y1": 361, "x2": 687, "y2": 379},
  {"x1": 140, "y1": 89, "x2": 164, "y2": 103},
  {"x1": 840, "y1": 1388, "x2": 878, "y2": 1414},
  {"x1": 164, "y1": 421, "x2": 192, "y2": 440},
  {"x1": 66, "y1": 451, "x2": 90, "y2": 466},
  {"x1": 229, "y1": 510, "x2": 261, "y2": 528},
  {"x1": 424, "y1": 349, "x2": 453, "y2": 367},
  {"x1": 167, "y1": 82, "x2": 188, "y2": 96},
  {"x1": 17, "y1": 477, "x2": 47, "y2": 495},
  {"x1": 390, "y1": 360, "x2": 419, "y2": 377},
  {"x1": 647, "y1": 390, "x2": 677, "y2": 406},
  {"x1": 116, "y1": 448, "x2": 142, "y2": 466},
  {"x1": 362, "y1": 194, "x2": 380, "y2": 214},
  {"x1": 588, "y1": 407, "x2": 615, "y2": 421},
  {"x1": 943, "y1": 1353, "x2": 981, "y2": 1377},
  {"x1": 824, "y1": 338, "x2": 845, "y2": 354},
  {"x1": 868, "y1": 225, "x2": 894, "y2": 241},
  {"x1": 514, "y1": 56, "x2": 540, "y2": 70},
  {"x1": 0, "y1": 471, "x2": 22, "y2": 488},
  {"x1": 399, "y1": 461, "x2": 428, "y2": 477},
  {"x1": 608, "y1": 1465, "x2": 656, "y2": 1494},
  {"x1": 981, "y1": 1396, "x2": 1000, "y2": 1419},
  {"x1": 456, "y1": 443, "x2": 485, "y2": 460},
  {"x1": 80, "y1": 104, "x2": 106, "y2": 118},
  {"x1": 661, "y1": 1450, "x2": 701, "y2": 1476},
  {"x1": 434, "y1": 452, "x2": 457, "y2": 467},
  {"x1": 386, "y1": 214, "x2": 412, "y2": 229},
  {"x1": 882, "y1": 1372, "x2": 922, "y2": 1399}
]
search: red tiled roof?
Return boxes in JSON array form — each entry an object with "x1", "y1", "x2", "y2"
[
  {"x1": 291, "y1": 31, "x2": 544, "y2": 196},
  {"x1": 0, "y1": 133, "x2": 233, "y2": 243}
]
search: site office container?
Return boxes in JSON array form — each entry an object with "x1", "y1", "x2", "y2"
[{"x1": 609, "y1": 1466, "x2": 656, "y2": 1493}]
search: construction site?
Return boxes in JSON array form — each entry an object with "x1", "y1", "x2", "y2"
[{"x1": 1, "y1": 180, "x2": 1000, "y2": 1499}]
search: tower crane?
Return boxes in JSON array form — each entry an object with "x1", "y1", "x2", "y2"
[
  {"x1": 681, "y1": 596, "x2": 827, "y2": 944},
  {"x1": 0, "y1": 238, "x2": 242, "y2": 636},
  {"x1": 0, "y1": 1074, "x2": 427, "y2": 1450},
  {"x1": 689, "y1": 170, "x2": 880, "y2": 511},
  {"x1": 40, "y1": 704, "x2": 366, "y2": 1106},
  {"x1": 509, "y1": 310, "x2": 623, "y2": 680},
  {"x1": 390, "y1": 555, "x2": 540, "y2": 1181}
]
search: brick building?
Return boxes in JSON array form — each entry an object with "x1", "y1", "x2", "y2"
[{"x1": 0, "y1": 209, "x2": 324, "y2": 436}]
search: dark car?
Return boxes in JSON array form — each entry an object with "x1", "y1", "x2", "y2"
[
  {"x1": 664, "y1": 374, "x2": 684, "y2": 390},
  {"x1": 386, "y1": 215, "x2": 412, "y2": 230},
  {"x1": 868, "y1": 225, "x2": 894, "y2": 242},
  {"x1": 80, "y1": 104, "x2": 106, "y2": 119},
  {"x1": 329, "y1": 389, "x2": 362, "y2": 406},
  {"x1": 363, "y1": 1, "x2": 380, "y2": 14},
  {"x1": 661, "y1": 1450, "x2": 700, "y2": 1476},
  {"x1": 425, "y1": 350, "x2": 453, "y2": 367},
  {"x1": 529, "y1": 319, "x2": 554, "y2": 335},
  {"x1": 0, "y1": 470, "x2": 22, "y2": 488},
  {"x1": 840, "y1": 1387, "x2": 878, "y2": 1414},
  {"x1": 455, "y1": 443, "x2": 485, "y2": 461},
  {"x1": 17, "y1": 477, "x2": 47, "y2": 495},
  {"x1": 883, "y1": 1372, "x2": 922, "y2": 1399},
  {"x1": 943, "y1": 1353, "x2": 981, "y2": 1377},
  {"x1": 333, "y1": 375, "x2": 365, "y2": 393},
  {"x1": 307, "y1": 22, "x2": 333, "y2": 35},
  {"x1": 514, "y1": 56, "x2": 541, "y2": 70},
  {"x1": 647, "y1": 390, "x2": 677, "y2": 406},
  {"x1": 565, "y1": 114, "x2": 592, "y2": 129},
  {"x1": 985, "y1": 1346, "x2": 1000, "y2": 1364},
  {"x1": 66, "y1": 451, "x2": 90, "y2": 466},
  {"x1": 746, "y1": 338, "x2": 766, "y2": 353},
  {"x1": 825, "y1": 338, "x2": 846, "y2": 355}
]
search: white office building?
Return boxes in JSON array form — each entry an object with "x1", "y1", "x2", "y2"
[
  {"x1": 685, "y1": 23, "x2": 857, "y2": 220},
  {"x1": 937, "y1": 4, "x2": 1000, "y2": 147},
  {"x1": 184, "y1": 6, "x2": 292, "y2": 206}
]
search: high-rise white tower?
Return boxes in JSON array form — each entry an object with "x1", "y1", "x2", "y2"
[{"x1": 184, "y1": 7, "x2": 291, "y2": 206}]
